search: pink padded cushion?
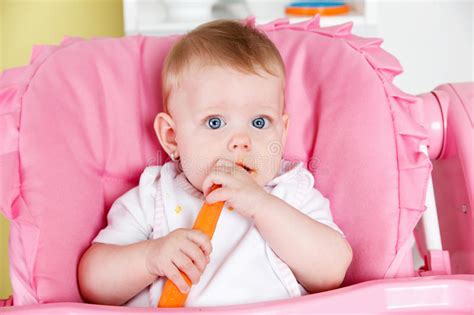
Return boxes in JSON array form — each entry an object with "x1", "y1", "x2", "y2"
[{"x1": 0, "y1": 17, "x2": 431, "y2": 304}]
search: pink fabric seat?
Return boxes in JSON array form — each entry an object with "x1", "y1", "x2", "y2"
[{"x1": 0, "y1": 16, "x2": 431, "y2": 305}]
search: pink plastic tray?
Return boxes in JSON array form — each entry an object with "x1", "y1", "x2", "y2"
[{"x1": 2, "y1": 275, "x2": 473, "y2": 314}]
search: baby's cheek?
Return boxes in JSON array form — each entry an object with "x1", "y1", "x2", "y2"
[
  {"x1": 179, "y1": 163, "x2": 205, "y2": 193},
  {"x1": 264, "y1": 158, "x2": 282, "y2": 183}
]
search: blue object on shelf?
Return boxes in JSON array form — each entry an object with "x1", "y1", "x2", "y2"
[{"x1": 289, "y1": 1, "x2": 346, "y2": 8}]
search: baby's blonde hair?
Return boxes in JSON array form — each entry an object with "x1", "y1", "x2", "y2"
[{"x1": 161, "y1": 19, "x2": 286, "y2": 113}]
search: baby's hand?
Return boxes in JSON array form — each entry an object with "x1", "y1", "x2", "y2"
[
  {"x1": 202, "y1": 158, "x2": 270, "y2": 219},
  {"x1": 145, "y1": 228, "x2": 212, "y2": 294}
]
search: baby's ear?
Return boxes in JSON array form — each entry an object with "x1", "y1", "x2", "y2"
[{"x1": 154, "y1": 112, "x2": 178, "y2": 155}]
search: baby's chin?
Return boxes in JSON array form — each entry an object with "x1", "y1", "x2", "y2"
[{"x1": 247, "y1": 170, "x2": 278, "y2": 188}]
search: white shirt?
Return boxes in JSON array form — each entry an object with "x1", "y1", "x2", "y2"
[{"x1": 93, "y1": 159, "x2": 344, "y2": 307}]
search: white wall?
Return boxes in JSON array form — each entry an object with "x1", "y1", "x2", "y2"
[{"x1": 374, "y1": 0, "x2": 473, "y2": 95}]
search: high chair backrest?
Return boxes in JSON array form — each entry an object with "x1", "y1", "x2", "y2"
[{"x1": 0, "y1": 17, "x2": 432, "y2": 305}]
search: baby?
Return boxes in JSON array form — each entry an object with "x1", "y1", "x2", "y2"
[{"x1": 78, "y1": 19, "x2": 352, "y2": 307}]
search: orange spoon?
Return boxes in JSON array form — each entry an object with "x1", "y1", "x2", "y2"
[{"x1": 157, "y1": 183, "x2": 224, "y2": 307}]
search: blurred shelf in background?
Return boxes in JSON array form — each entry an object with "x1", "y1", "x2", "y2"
[{"x1": 123, "y1": 0, "x2": 377, "y2": 37}]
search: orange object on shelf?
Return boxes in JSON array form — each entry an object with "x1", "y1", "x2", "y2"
[
  {"x1": 286, "y1": 4, "x2": 350, "y2": 16},
  {"x1": 157, "y1": 184, "x2": 224, "y2": 308}
]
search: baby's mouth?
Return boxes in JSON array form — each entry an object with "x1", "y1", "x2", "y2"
[{"x1": 236, "y1": 161, "x2": 255, "y2": 174}]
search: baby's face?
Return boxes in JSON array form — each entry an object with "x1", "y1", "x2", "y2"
[{"x1": 159, "y1": 65, "x2": 288, "y2": 193}]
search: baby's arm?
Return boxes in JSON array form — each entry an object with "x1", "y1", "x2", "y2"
[
  {"x1": 78, "y1": 240, "x2": 156, "y2": 305},
  {"x1": 78, "y1": 229, "x2": 212, "y2": 306},
  {"x1": 253, "y1": 192, "x2": 352, "y2": 294}
]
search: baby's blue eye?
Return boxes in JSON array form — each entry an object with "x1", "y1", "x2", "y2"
[
  {"x1": 252, "y1": 117, "x2": 269, "y2": 129},
  {"x1": 207, "y1": 117, "x2": 226, "y2": 129}
]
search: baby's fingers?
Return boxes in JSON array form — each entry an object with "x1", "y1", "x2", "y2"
[
  {"x1": 173, "y1": 253, "x2": 201, "y2": 286},
  {"x1": 186, "y1": 230, "x2": 213, "y2": 257},
  {"x1": 181, "y1": 240, "x2": 210, "y2": 272},
  {"x1": 205, "y1": 186, "x2": 230, "y2": 205},
  {"x1": 164, "y1": 263, "x2": 190, "y2": 294},
  {"x1": 201, "y1": 171, "x2": 226, "y2": 197}
]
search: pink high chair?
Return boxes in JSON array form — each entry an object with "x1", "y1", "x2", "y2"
[{"x1": 0, "y1": 16, "x2": 473, "y2": 314}]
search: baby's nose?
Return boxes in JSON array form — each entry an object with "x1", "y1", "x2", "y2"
[{"x1": 228, "y1": 134, "x2": 251, "y2": 152}]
